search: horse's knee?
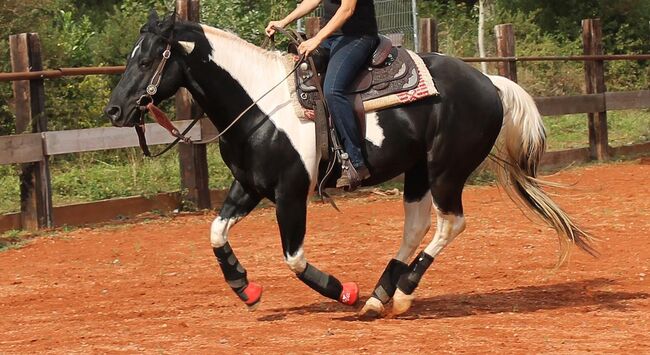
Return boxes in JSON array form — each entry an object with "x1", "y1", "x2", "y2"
[
  {"x1": 404, "y1": 219, "x2": 431, "y2": 242},
  {"x1": 211, "y1": 217, "x2": 236, "y2": 248},
  {"x1": 284, "y1": 248, "x2": 307, "y2": 274},
  {"x1": 451, "y1": 215, "x2": 466, "y2": 236},
  {"x1": 403, "y1": 194, "x2": 433, "y2": 240}
]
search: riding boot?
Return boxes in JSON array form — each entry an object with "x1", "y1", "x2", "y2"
[{"x1": 336, "y1": 159, "x2": 370, "y2": 191}]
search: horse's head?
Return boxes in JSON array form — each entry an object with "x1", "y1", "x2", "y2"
[{"x1": 105, "y1": 11, "x2": 195, "y2": 127}]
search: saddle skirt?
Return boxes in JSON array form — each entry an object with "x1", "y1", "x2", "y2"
[{"x1": 286, "y1": 42, "x2": 439, "y2": 121}]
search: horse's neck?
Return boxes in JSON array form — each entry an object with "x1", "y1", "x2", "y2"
[{"x1": 200, "y1": 25, "x2": 287, "y2": 106}]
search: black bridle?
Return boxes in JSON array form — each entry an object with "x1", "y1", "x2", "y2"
[
  {"x1": 136, "y1": 44, "x2": 172, "y2": 108},
  {"x1": 133, "y1": 42, "x2": 189, "y2": 157}
]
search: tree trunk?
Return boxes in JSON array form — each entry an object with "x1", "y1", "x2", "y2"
[{"x1": 478, "y1": 0, "x2": 488, "y2": 73}]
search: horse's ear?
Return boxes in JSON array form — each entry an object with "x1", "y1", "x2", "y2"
[
  {"x1": 160, "y1": 12, "x2": 177, "y2": 40},
  {"x1": 141, "y1": 9, "x2": 160, "y2": 33},
  {"x1": 178, "y1": 41, "x2": 196, "y2": 55},
  {"x1": 148, "y1": 9, "x2": 159, "y2": 25}
]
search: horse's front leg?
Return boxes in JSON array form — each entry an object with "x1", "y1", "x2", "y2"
[
  {"x1": 211, "y1": 180, "x2": 263, "y2": 309},
  {"x1": 275, "y1": 193, "x2": 359, "y2": 306}
]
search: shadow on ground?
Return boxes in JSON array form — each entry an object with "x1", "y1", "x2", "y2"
[{"x1": 259, "y1": 278, "x2": 649, "y2": 322}]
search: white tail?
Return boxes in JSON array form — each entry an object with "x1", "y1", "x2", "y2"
[{"x1": 487, "y1": 75, "x2": 596, "y2": 265}]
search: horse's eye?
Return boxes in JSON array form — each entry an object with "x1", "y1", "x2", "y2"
[{"x1": 139, "y1": 59, "x2": 153, "y2": 68}]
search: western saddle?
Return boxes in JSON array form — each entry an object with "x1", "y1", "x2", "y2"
[{"x1": 290, "y1": 34, "x2": 419, "y2": 129}]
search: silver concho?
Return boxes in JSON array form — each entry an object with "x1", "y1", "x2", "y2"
[{"x1": 146, "y1": 84, "x2": 158, "y2": 96}]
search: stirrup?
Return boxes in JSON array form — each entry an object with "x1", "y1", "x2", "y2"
[{"x1": 336, "y1": 158, "x2": 370, "y2": 191}]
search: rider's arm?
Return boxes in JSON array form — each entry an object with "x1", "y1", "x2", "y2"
[
  {"x1": 312, "y1": 0, "x2": 357, "y2": 42},
  {"x1": 266, "y1": 0, "x2": 322, "y2": 36}
]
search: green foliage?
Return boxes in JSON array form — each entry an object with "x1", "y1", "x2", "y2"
[
  {"x1": 418, "y1": 1, "x2": 481, "y2": 57},
  {"x1": 201, "y1": 0, "x2": 294, "y2": 45},
  {"x1": 0, "y1": 165, "x2": 20, "y2": 214},
  {"x1": 492, "y1": 9, "x2": 584, "y2": 96},
  {"x1": 418, "y1": 0, "x2": 649, "y2": 97},
  {"x1": 494, "y1": 0, "x2": 650, "y2": 53}
]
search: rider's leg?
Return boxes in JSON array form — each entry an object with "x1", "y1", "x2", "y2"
[{"x1": 322, "y1": 35, "x2": 377, "y2": 187}]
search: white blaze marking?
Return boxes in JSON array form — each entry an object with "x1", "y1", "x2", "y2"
[
  {"x1": 200, "y1": 26, "x2": 318, "y2": 192},
  {"x1": 131, "y1": 38, "x2": 143, "y2": 59},
  {"x1": 365, "y1": 112, "x2": 385, "y2": 148}
]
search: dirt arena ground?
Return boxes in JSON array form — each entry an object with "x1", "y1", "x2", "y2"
[{"x1": 0, "y1": 160, "x2": 648, "y2": 353}]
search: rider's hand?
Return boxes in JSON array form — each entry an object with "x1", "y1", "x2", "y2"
[
  {"x1": 265, "y1": 20, "x2": 285, "y2": 37},
  {"x1": 298, "y1": 37, "x2": 322, "y2": 57}
]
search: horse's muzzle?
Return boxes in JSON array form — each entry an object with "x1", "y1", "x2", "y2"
[{"x1": 105, "y1": 105, "x2": 123, "y2": 126}]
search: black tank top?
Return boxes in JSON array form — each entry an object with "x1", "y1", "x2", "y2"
[{"x1": 322, "y1": 0, "x2": 378, "y2": 36}]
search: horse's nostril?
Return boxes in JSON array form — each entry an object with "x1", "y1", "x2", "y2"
[{"x1": 105, "y1": 105, "x2": 122, "y2": 121}]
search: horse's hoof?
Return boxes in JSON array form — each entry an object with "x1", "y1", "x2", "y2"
[
  {"x1": 339, "y1": 282, "x2": 359, "y2": 306},
  {"x1": 390, "y1": 288, "x2": 414, "y2": 316},
  {"x1": 243, "y1": 282, "x2": 263, "y2": 311},
  {"x1": 247, "y1": 301, "x2": 261, "y2": 312},
  {"x1": 359, "y1": 297, "x2": 385, "y2": 319}
]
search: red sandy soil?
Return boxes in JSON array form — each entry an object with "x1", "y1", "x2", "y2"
[{"x1": 0, "y1": 161, "x2": 648, "y2": 353}]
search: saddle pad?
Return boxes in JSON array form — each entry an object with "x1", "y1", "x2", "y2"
[{"x1": 363, "y1": 50, "x2": 439, "y2": 112}]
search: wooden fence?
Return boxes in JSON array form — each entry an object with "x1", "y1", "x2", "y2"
[{"x1": 1, "y1": 12, "x2": 649, "y2": 232}]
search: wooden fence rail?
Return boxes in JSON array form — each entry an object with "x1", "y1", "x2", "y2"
[
  {"x1": 1, "y1": 13, "x2": 649, "y2": 233},
  {"x1": 3, "y1": 55, "x2": 650, "y2": 83}
]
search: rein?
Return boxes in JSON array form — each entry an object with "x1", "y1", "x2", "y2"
[{"x1": 135, "y1": 27, "x2": 306, "y2": 157}]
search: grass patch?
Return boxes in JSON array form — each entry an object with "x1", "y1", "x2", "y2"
[
  {"x1": 0, "y1": 229, "x2": 32, "y2": 251},
  {"x1": 543, "y1": 109, "x2": 650, "y2": 150},
  {"x1": 0, "y1": 145, "x2": 233, "y2": 214},
  {"x1": 0, "y1": 165, "x2": 20, "y2": 215}
]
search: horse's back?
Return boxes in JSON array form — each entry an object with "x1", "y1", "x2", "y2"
[{"x1": 421, "y1": 52, "x2": 502, "y2": 117}]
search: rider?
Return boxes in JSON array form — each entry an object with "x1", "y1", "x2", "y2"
[{"x1": 266, "y1": 0, "x2": 378, "y2": 190}]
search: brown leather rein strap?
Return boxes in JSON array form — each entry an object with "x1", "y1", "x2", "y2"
[{"x1": 136, "y1": 27, "x2": 305, "y2": 157}]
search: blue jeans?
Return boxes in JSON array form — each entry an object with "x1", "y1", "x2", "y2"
[{"x1": 321, "y1": 35, "x2": 378, "y2": 169}]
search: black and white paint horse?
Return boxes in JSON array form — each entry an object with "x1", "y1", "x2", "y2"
[{"x1": 105, "y1": 13, "x2": 594, "y2": 317}]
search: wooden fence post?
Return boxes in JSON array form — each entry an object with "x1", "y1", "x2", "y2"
[
  {"x1": 176, "y1": 0, "x2": 211, "y2": 210},
  {"x1": 582, "y1": 18, "x2": 610, "y2": 161},
  {"x1": 494, "y1": 24, "x2": 517, "y2": 82},
  {"x1": 419, "y1": 18, "x2": 439, "y2": 53},
  {"x1": 9, "y1": 33, "x2": 53, "y2": 230}
]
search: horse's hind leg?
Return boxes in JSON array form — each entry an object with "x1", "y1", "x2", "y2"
[
  {"x1": 391, "y1": 179, "x2": 467, "y2": 316},
  {"x1": 361, "y1": 161, "x2": 432, "y2": 317},
  {"x1": 211, "y1": 180, "x2": 263, "y2": 309}
]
